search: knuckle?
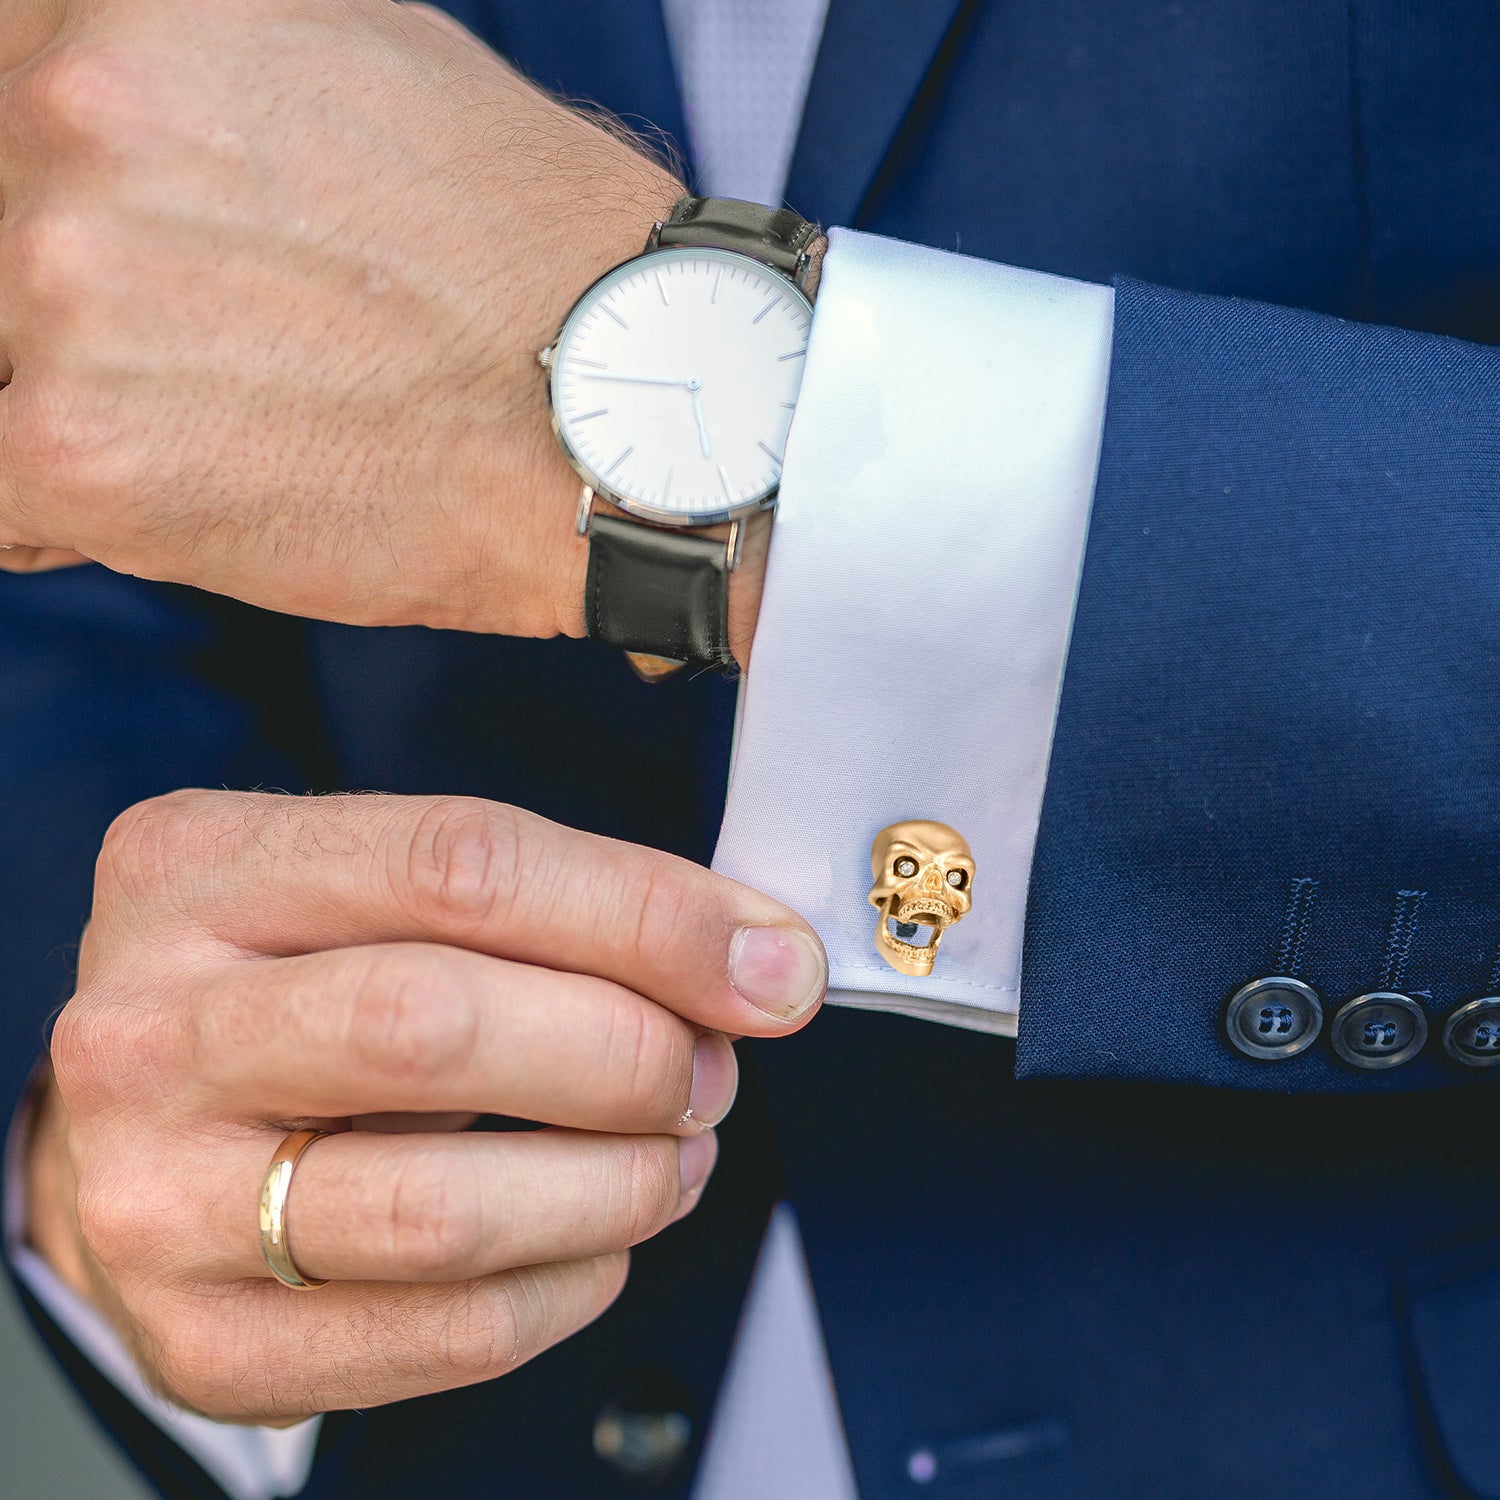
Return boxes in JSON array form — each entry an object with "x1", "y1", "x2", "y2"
[
  {"x1": 620, "y1": 848, "x2": 720, "y2": 973},
  {"x1": 382, "y1": 1148, "x2": 484, "y2": 1280},
  {"x1": 594, "y1": 1250, "x2": 631, "y2": 1309},
  {"x1": 95, "y1": 792, "x2": 203, "y2": 905},
  {"x1": 48, "y1": 997, "x2": 111, "y2": 1112},
  {"x1": 598, "y1": 999, "x2": 694, "y2": 1126},
  {"x1": 345, "y1": 947, "x2": 477, "y2": 1092},
  {"x1": 0, "y1": 209, "x2": 145, "y2": 518},
  {"x1": 399, "y1": 798, "x2": 523, "y2": 935},
  {"x1": 615, "y1": 1138, "x2": 680, "y2": 1243},
  {"x1": 440, "y1": 1281, "x2": 524, "y2": 1381},
  {"x1": 146, "y1": 1320, "x2": 226, "y2": 1417},
  {"x1": 144, "y1": 1294, "x2": 299, "y2": 1423},
  {"x1": 11, "y1": 46, "x2": 146, "y2": 147},
  {"x1": 50, "y1": 985, "x2": 179, "y2": 1112},
  {"x1": 2, "y1": 208, "x2": 107, "y2": 316},
  {"x1": 1, "y1": 368, "x2": 121, "y2": 509},
  {"x1": 182, "y1": 964, "x2": 265, "y2": 1090},
  {"x1": 627, "y1": 858, "x2": 694, "y2": 961},
  {"x1": 71, "y1": 1166, "x2": 141, "y2": 1271},
  {"x1": 72, "y1": 1149, "x2": 197, "y2": 1281},
  {"x1": 445, "y1": 1260, "x2": 628, "y2": 1381},
  {"x1": 94, "y1": 789, "x2": 249, "y2": 926},
  {"x1": 403, "y1": 1, "x2": 452, "y2": 26}
]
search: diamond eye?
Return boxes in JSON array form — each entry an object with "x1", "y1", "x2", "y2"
[
  {"x1": 894, "y1": 857, "x2": 918, "y2": 878},
  {"x1": 946, "y1": 869, "x2": 967, "y2": 890}
]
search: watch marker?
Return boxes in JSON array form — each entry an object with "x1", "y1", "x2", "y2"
[
  {"x1": 604, "y1": 445, "x2": 634, "y2": 477},
  {"x1": 573, "y1": 356, "x2": 607, "y2": 370},
  {"x1": 663, "y1": 467, "x2": 674, "y2": 504},
  {"x1": 777, "y1": 348, "x2": 807, "y2": 361},
  {"x1": 574, "y1": 408, "x2": 608, "y2": 422},
  {"x1": 602, "y1": 302, "x2": 629, "y2": 329},
  {"x1": 655, "y1": 271, "x2": 670, "y2": 305},
  {"x1": 757, "y1": 440, "x2": 783, "y2": 467},
  {"x1": 717, "y1": 464, "x2": 734, "y2": 501},
  {"x1": 753, "y1": 293, "x2": 781, "y2": 324},
  {"x1": 779, "y1": 400, "x2": 797, "y2": 409},
  {"x1": 712, "y1": 267, "x2": 723, "y2": 304}
]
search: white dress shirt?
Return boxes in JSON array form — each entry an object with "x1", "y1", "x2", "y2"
[
  {"x1": 5, "y1": 4, "x2": 1116, "y2": 1496},
  {"x1": 714, "y1": 229, "x2": 1113, "y2": 1038}
]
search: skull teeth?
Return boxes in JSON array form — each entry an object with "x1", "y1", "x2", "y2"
[{"x1": 893, "y1": 897, "x2": 952, "y2": 924}]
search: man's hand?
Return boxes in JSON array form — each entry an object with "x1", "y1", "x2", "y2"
[
  {"x1": 0, "y1": 0, "x2": 693, "y2": 640},
  {"x1": 26, "y1": 791, "x2": 825, "y2": 1423}
]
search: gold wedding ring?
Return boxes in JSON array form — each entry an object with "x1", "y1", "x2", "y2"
[{"x1": 257, "y1": 1128, "x2": 332, "y2": 1290}]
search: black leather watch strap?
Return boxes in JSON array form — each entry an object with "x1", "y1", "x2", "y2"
[
  {"x1": 586, "y1": 513, "x2": 736, "y2": 673},
  {"x1": 655, "y1": 196, "x2": 820, "y2": 279},
  {"x1": 579, "y1": 197, "x2": 817, "y2": 677}
]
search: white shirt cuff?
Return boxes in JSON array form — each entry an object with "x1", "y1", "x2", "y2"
[
  {"x1": 714, "y1": 226, "x2": 1114, "y2": 1032},
  {"x1": 5, "y1": 1087, "x2": 321, "y2": 1500}
]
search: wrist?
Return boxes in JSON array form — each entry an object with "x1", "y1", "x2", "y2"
[
  {"x1": 728, "y1": 511, "x2": 773, "y2": 671},
  {"x1": 449, "y1": 170, "x2": 688, "y2": 641},
  {"x1": 800, "y1": 232, "x2": 829, "y2": 301},
  {"x1": 536, "y1": 202, "x2": 821, "y2": 672}
]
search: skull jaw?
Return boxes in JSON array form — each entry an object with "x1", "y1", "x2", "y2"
[{"x1": 872, "y1": 894, "x2": 952, "y2": 977}]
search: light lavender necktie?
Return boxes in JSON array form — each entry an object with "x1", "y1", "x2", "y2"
[{"x1": 660, "y1": 0, "x2": 831, "y2": 206}]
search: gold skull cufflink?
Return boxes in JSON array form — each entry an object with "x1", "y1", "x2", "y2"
[{"x1": 868, "y1": 820, "x2": 975, "y2": 977}]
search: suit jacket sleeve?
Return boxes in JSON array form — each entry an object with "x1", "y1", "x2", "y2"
[
  {"x1": 1020, "y1": 275, "x2": 1500, "y2": 1091},
  {"x1": 715, "y1": 228, "x2": 1500, "y2": 1093}
]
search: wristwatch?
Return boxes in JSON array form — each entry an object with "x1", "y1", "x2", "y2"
[{"x1": 539, "y1": 196, "x2": 821, "y2": 678}]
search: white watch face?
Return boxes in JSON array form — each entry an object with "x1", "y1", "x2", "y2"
[{"x1": 549, "y1": 247, "x2": 813, "y2": 523}]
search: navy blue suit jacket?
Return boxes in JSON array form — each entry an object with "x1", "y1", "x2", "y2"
[{"x1": 5, "y1": 2, "x2": 1500, "y2": 1495}]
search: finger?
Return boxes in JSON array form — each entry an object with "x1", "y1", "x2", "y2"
[
  {"x1": 0, "y1": 386, "x2": 16, "y2": 528},
  {"x1": 351, "y1": 1111, "x2": 478, "y2": 1134},
  {"x1": 186, "y1": 943, "x2": 740, "y2": 1133},
  {"x1": 149, "y1": 1253, "x2": 629, "y2": 1424},
  {"x1": 102, "y1": 791, "x2": 828, "y2": 1033},
  {"x1": 203, "y1": 1127, "x2": 715, "y2": 1284},
  {"x1": 0, "y1": 380, "x2": 88, "y2": 557},
  {"x1": 0, "y1": 382, "x2": 45, "y2": 545},
  {"x1": 0, "y1": 545, "x2": 87, "y2": 569}
]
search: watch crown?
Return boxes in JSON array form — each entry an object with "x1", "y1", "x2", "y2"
[{"x1": 536, "y1": 344, "x2": 554, "y2": 370}]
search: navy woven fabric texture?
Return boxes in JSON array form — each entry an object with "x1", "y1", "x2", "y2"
[{"x1": 1021, "y1": 281, "x2": 1500, "y2": 1090}]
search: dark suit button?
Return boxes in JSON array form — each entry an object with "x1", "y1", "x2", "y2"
[
  {"x1": 1225, "y1": 977, "x2": 1323, "y2": 1059},
  {"x1": 1442, "y1": 996, "x2": 1500, "y2": 1068},
  {"x1": 592, "y1": 1371, "x2": 695, "y2": 1485},
  {"x1": 1330, "y1": 991, "x2": 1427, "y2": 1068}
]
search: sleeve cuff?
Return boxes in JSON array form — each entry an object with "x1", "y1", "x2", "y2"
[{"x1": 713, "y1": 226, "x2": 1114, "y2": 1031}]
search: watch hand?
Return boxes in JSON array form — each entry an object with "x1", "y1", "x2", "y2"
[
  {"x1": 575, "y1": 367, "x2": 712, "y2": 453},
  {"x1": 691, "y1": 388, "x2": 713, "y2": 459},
  {"x1": 580, "y1": 372, "x2": 695, "y2": 387}
]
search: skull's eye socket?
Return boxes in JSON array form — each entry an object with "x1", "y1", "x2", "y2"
[
  {"x1": 894, "y1": 857, "x2": 918, "y2": 878},
  {"x1": 946, "y1": 869, "x2": 968, "y2": 890}
]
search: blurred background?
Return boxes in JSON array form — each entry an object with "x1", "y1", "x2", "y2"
[{"x1": 1, "y1": 1275, "x2": 151, "y2": 1499}]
